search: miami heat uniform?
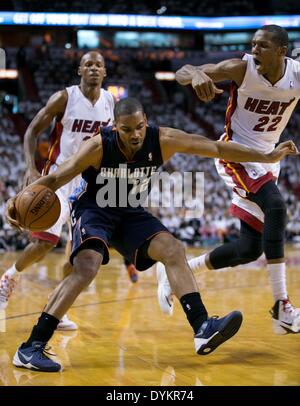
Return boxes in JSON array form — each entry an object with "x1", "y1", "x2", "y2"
[
  {"x1": 70, "y1": 125, "x2": 169, "y2": 270},
  {"x1": 32, "y1": 85, "x2": 114, "y2": 244},
  {"x1": 216, "y1": 53, "x2": 300, "y2": 231}
]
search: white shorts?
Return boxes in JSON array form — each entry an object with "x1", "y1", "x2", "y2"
[
  {"x1": 31, "y1": 164, "x2": 82, "y2": 245},
  {"x1": 215, "y1": 142, "x2": 280, "y2": 232}
]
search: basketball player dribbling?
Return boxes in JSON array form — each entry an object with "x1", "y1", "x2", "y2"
[
  {"x1": 6, "y1": 97, "x2": 297, "y2": 372},
  {"x1": 0, "y1": 51, "x2": 138, "y2": 329},
  {"x1": 157, "y1": 25, "x2": 300, "y2": 335}
]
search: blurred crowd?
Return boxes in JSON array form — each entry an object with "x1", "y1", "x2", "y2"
[
  {"x1": 5, "y1": 0, "x2": 299, "y2": 17},
  {"x1": 0, "y1": 45, "x2": 299, "y2": 251}
]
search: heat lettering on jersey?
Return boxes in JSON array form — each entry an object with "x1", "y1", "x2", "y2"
[
  {"x1": 71, "y1": 119, "x2": 111, "y2": 133},
  {"x1": 244, "y1": 97, "x2": 295, "y2": 115}
]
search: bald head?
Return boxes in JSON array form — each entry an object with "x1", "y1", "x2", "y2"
[
  {"x1": 80, "y1": 51, "x2": 105, "y2": 67},
  {"x1": 78, "y1": 51, "x2": 106, "y2": 86}
]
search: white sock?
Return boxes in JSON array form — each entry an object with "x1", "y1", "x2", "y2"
[
  {"x1": 6, "y1": 264, "x2": 20, "y2": 279},
  {"x1": 267, "y1": 263, "x2": 288, "y2": 302},
  {"x1": 188, "y1": 254, "x2": 209, "y2": 273}
]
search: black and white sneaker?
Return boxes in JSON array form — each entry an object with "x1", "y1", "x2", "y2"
[
  {"x1": 194, "y1": 311, "x2": 243, "y2": 355},
  {"x1": 270, "y1": 299, "x2": 300, "y2": 335},
  {"x1": 13, "y1": 341, "x2": 61, "y2": 372}
]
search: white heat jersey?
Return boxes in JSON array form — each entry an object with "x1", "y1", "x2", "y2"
[
  {"x1": 36, "y1": 85, "x2": 114, "y2": 240},
  {"x1": 46, "y1": 85, "x2": 114, "y2": 168},
  {"x1": 228, "y1": 54, "x2": 300, "y2": 153}
]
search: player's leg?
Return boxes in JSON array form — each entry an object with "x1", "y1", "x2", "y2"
[
  {"x1": 62, "y1": 238, "x2": 72, "y2": 279},
  {"x1": 0, "y1": 238, "x2": 56, "y2": 309},
  {"x1": 1, "y1": 182, "x2": 68, "y2": 310},
  {"x1": 157, "y1": 220, "x2": 263, "y2": 315},
  {"x1": 249, "y1": 181, "x2": 300, "y2": 334},
  {"x1": 123, "y1": 257, "x2": 138, "y2": 283},
  {"x1": 54, "y1": 222, "x2": 78, "y2": 330},
  {"x1": 121, "y1": 209, "x2": 242, "y2": 355},
  {"x1": 197, "y1": 220, "x2": 263, "y2": 270},
  {"x1": 45, "y1": 245, "x2": 103, "y2": 318},
  {"x1": 58, "y1": 239, "x2": 78, "y2": 330},
  {"x1": 13, "y1": 245, "x2": 104, "y2": 372},
  {"x1": 12, "y1": 200, "x2": 114, "y2": 372},
  {"x1": 147, "y1": 233, "x2": 243, "y2": 355}
]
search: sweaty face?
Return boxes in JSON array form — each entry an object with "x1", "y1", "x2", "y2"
[
  {"x1": 116, "y1": 111, "x2": 147, "y2": 153},
  {"x1": 79, "y1": 52, "x2": 106, "y2": 86},
  {"x1": 251, "y1": 30, "x2": 285, "y2": 75}
]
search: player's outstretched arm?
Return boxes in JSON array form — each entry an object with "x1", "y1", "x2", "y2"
[
  {"x1": 175, "y1": 59, "x2": 246, "y2": 102},
  {"x1": 33, "y1": 134, "x2": 103, "y2": 191},
  {"x1": 23, "y1": 90, "x2": 68, "y2": 186},
  {"x1": 6, "y1": 135, "x2": 103, "y2": 230},
  {"x1": 159, "y1": 127, "x2": 299, "y2": 163}
]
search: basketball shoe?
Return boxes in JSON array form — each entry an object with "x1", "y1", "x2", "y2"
[
  {"x1": 156, "y1": 262, "x2": 174, "y2": 315},
  {"x1": 126, "y1": 264, "x2": 139, "y2": 283},
  {"x1": 13, "y1": 342, "x2": 62, "y2": 372},
  {"x1": 194, "y1": 311, "x2": 243, "y2": 355},
  {"x1": 270, "y1": 299, "x2": 300, "y2": 334},
  {"x1": 57, "y1": 314, "x2": 78, "y2": 331}
]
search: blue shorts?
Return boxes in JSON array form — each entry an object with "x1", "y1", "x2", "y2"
[{"x1": 70, "y1": 195, "x2": 170, "y2": 271}]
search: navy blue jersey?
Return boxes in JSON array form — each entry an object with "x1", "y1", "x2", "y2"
[
  {"x1": 69, "y1": 125, "x2": 170, "y2": 269},
  {"x1": 79, "y1": 125, "x2": 163, "y2": 207}
]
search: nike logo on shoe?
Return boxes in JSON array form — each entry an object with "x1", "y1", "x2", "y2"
[
  {"x1": 165, "y1": 296, "x2": 172, "y2": 308},
  {"x1": 19, "y1": 352, "x2": 33, "y2": 363},
  {"x1": 279, "y1": 320, "x2": 293, "y2": 327}
]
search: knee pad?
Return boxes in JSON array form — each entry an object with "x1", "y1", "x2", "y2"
[
  {"x1": 263, "y1": 196, "x2": 286, "y2": 260},
  {"x1": 227, "y1": 236, "x2": 263, "y2": 266},
  {"x1": 236, "y1": 238, "x2": 263, "y2": 263},
  {"x1": 249, "y1": 182, "x2": 286, "y2": 260},
  {"x1": 264, "y1": 196, "x2": 287, "y2": 239},
  {"x1": 210, "y1": 234, "x2": 263, "y2": 269}
]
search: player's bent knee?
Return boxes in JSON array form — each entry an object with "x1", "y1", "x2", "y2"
[
  {"x1": 73, "y1": 250, "x2": 103, "y2": 283},
  {"x1": 148, "y1": 233, "x2": 185, "y2": 264},
  {"x1": 72, "y1": 262, "x2": 99, "y2": 285},
  {"x1": 240, "y1": 244, "x2": 263, "y2": 262},
  {"x1": 162, "y1": 237, "x2": 185, "y2": 264}
]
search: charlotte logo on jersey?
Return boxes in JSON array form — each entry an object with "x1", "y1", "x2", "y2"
[{"x1": 95, "y1": 164, "x2": 205, "y2": 219}]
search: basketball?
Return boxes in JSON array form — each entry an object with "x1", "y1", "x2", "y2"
[{"x1": 15, "y1": 184, "x2": 61, "y2": 232}]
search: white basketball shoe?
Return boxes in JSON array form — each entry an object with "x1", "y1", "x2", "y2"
[
  {"x1": 156, "y1": 262, "x2": 174, "y2": 316},
  {"x1": 270, "y1": 299, "x2": 300, "y2": 334},
  {"x1": 57, "y1": 314, "x2": 78, "y2": 331}
]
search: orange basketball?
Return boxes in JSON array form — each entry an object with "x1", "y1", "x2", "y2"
[{"x1": 15, "y1": 184, "x2": 61, "y2": 232}]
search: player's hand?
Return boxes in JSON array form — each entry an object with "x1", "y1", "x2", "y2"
[
  {"x1": 23, "y1": 168, "x2": 41, "y2": 187},
  {"x1": 5, "y1": 197, "x2": 23, "y2": 232},
  {"x1": 175, "y1": 64, "x2": 198, "y2": 85},
  {"x1": 268, "y1": 141, "x2": 299, "y2": 163},
  {"x1": 191, "y1": 70, "x2": 223, "y2": 102}
]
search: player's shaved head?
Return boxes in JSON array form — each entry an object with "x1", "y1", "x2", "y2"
[
  {"x1": 257, "y1": 25, "x2": 289, "y2": 47},
  {"x1": 80, "y1": 51, "x2": 105, "y2": 66},
  {"x1": 114, "y1": 97, "x2": 144, "y2": 120}
]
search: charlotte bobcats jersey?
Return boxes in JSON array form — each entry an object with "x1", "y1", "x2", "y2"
[
  {"x1": 46, "y1": 85, "x2": 114, "y2": 168},
  {"x1": 226, "y1": 54, "x2": 300, "y2": 153},
  {"x1": 77, "y1": 125, "x2": 163, "y2": 207}
]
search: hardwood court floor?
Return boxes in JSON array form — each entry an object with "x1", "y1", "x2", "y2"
[{"x1": 0, "y1": 248, "x2": 299, "y2": 386}]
